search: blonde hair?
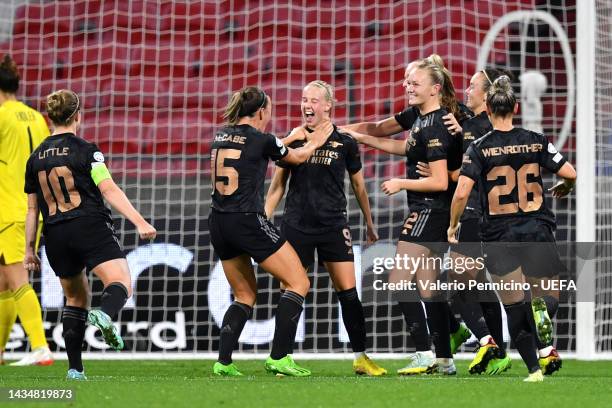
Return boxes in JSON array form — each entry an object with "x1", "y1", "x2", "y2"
[
  {"x1": 46, "y1": 89, "x2": 80, "y2": 126},
  {"x1": 305, "y1": 80, "x2": 335, "y2": 110},
  {"x1": 417, "y1": 54, "x2": 465, "y2": 120},
  {"x1": 222, "y1": 86, "x2": 268, "y2": 125}
]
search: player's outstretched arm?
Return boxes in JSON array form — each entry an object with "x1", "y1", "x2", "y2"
[
  {"x1": 341, "y1": 116, "x2": 403, "y2": 137},
  {"x1": 349, "y1": 170, "x2": 378, "y2": 244},
  {"x1": 97, "y1": 179, "x2": 157, "y2": 240},
  {"x1": 341, "y1": 128, "x2": 406, "y2": 156},
  {"x1": 265, "y1": 167, "x2": 290, "y2": 219},
  {"x1": 23, "y1": 194, "x2": 41, "y2": 272},
  {"x1": 549, "y1": 161, "x2": 577, "y2": 198}
]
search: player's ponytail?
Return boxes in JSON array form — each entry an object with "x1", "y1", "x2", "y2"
[
  {"x1": 420, "y1": 55, "x2": 467, "y2": 122},
  {"x1": 223, "y1": 86, "x2": 268, "y2": 125},
  {"x1": 46, "y1": 89, "x2": 80, "y2": 126},
  {"x1": 486, "y1": 75, "x2": 516, "y2": 117},
  {"x1": 0, "y1": 54, "x2": 20, "y2": 93},
  {"x1": 481, "y1": 67, "x2": 515, "y2": 94}
]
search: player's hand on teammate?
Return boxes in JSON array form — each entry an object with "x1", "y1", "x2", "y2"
[
  {"x1": 366, "y1": 224, "x2": 379, "y2": 244},
  {"x1": 381, "y1": 178, "x2": 402, "y2": 195},
  {"x1": 307, "y1": 119, "x2": 333, "y2": 148},
  {"x1": 447, "y1": 223, "x2": 461, "y2": 244},
  {"x1": 23, "y1": 251, "x2": 41, "y2": 272},
  {"x1": 549, "y1": 180, "x2": 574, "y2": 198},
  {"x1": 137, "y1": 222, "x2": 157, "y2": 240},
  {"x1": 443, "y1": 113, "x2": 462, "y2": 135},
  {"x1": 338, "y1": 128, "x2": 364, "y2": 143},
  {"x1": 416, "y1": 161, "x2": 432, "y2": 177},
  {"x1": 286, "y1": 126, "x2": 308, "y2": 143}
]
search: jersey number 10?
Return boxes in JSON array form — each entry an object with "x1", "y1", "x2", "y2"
[{"x1": 37, "y1": 167, "x2": 82, "y2": 215}]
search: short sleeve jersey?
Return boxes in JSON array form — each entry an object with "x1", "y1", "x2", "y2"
[
  {"x1": 277, "y1": 125, "x2": 362, "y2": 233},
  {"x1": 211, "y1": 124, "x2": 288, "y2": 213},
  {"x1": 460, "y1": 128, "x2": 568, "y2": 240},
  {"x1": 25, "y1": 133, "x2": 112, "y2": 225},
  {"x1": 402, "y1": 108, "x2": 459, "y2": 211}
]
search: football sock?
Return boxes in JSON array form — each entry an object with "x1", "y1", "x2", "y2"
[
  {"x1": 270, "y1": 291, "x2": 304, "y2": 360},
  {"x1": 62, "y1": 306, "x2": 88, "y2": 372},
  {"x1": 218, "y1": 301, "x2": 252, "y2": 365},
  {"x1": 337, "y1": 287, "x2": 366, "y2": 353}
]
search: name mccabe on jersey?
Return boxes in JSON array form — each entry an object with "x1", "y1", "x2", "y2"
[{"x1": 214, "y1": 133, "x2": 247, "y2": 144}]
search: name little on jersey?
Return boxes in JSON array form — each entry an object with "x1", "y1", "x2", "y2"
[{"x1": 38, "y1": 147, "x2": 70, "y2": 159}]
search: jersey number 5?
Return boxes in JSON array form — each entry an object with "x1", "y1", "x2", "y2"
[
  {"x1": 487, "y1": 163, "x2": 543, "y2": 215},
  {"x1": 37, "y1": 167, "x2": 82, "y2": 216},
  {"x1": 211, "y1": 148, "x2": 241, "y2": 195}
]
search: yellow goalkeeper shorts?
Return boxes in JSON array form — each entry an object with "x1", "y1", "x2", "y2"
[{"x1": 0, "y1": 222, "x2": 41, "y2": 265}]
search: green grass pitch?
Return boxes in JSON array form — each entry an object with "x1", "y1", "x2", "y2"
[{"x1": 2, "y1": 360, "x2": 612, "y2": 407}]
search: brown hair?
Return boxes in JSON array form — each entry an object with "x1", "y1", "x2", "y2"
[
  {"x1": 486, "y1": 75, "x2": 516, "y2": 117},
  {"x1": 0, "y1": 55, "x2": 20, "y2": 93},
  {"x1": 223, "y1": 86, "x2": 268, "y2": 125},
  {"x1": 46, "y1": 89, "x2": 80, "y2": 126}
]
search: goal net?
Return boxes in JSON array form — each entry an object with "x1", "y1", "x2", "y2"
[{"x1": 0, "y1": 0, "x2": 597, "y2": 358}]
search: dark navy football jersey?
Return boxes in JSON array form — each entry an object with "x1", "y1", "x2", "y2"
[
  {"x1": 394, "y1": 102, "x2": 473, "y2": 130},
  {"x1": 24, "y1": 133, "x2": 112, "y2": 225},
  {"x1": 460, "y1": 127, "x2": 567, "y2": 241},
  {"x1": 211, "y1": 124, "x2": 287, "y2": 213},
  {"x1": 403, "y1": 108, "x2": 459, "y2": 211},
  {"x1": 460, "y1": 111, "x2": 493, "y2": 219},
  {"x1": 277, "y1": 125, "x2": 362, "y2": 233}
]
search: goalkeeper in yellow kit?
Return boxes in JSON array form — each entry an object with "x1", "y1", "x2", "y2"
[{"x1": 0, "y1": 54, "x2": 52, "y2": 366}]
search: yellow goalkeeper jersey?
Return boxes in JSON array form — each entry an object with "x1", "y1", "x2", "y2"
[{"x1": 0, "y1": 100, "x2": 49, "y2": 223}]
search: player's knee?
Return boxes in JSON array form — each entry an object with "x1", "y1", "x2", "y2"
[
  {"x1": 233, "y1": 291, "x2": 256, "y2": 307},
  {"x1": 286, "y1": 274, "x2": 310, "y2": 296}
]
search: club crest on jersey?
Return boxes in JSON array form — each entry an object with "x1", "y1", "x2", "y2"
[{"x1": 327, "y1": 141, "x2": 343, "y2": 148}]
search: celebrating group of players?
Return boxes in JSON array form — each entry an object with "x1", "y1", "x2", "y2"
[
  {"x1": 0, "y1": 49, "x2": 575, "y2": 382},
  {"x1": 210, "y1": 54, "x2": 576, "y2": 382}
]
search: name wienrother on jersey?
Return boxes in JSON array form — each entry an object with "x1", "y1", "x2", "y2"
[{"x1": 460, "y1": 127, "x2": 567, "y2": 241}]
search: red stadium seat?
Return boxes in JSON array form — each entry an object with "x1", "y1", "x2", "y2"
[
  {"x1": 82, "y1": 113, "x2": 147, "y2": 155},
  {"x1": 143, "y1": 115, "x2": 215, "y2": 155}
]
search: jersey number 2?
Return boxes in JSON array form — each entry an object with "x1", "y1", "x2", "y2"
[
  {"x1": 487, "y1": 163, "x2": 543, "y2": 215},
  {"x1": 37, "y1": 167, "x2": 82, "y2": 216},
  {"x1": 212, "y1": 148, "x2": 241, "y2": 196}
]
